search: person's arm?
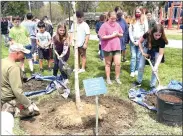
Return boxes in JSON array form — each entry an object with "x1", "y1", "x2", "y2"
[
  {"x1": 53, "y1": 44, "x2": 59, "y2": 58},
  {"x1": 44, "y1": 33, "x2": 52, "y2": 48},
  {"x1": 8, "y1": 66, "x2": 31, "y2": 108},
  {"x1": 60, "y1": 43, "x2": 69, "y2": 57},
  {"x1": 36, "y1": 38, "x2": 43, "y2": 48},
  {"x1": 153, "y1": 48, "x2": 164, "y2": 72},
  {"x1": 129, "y1": 24, "x2": 136, "y2": 44},
  {"x1": 144, "y1": 19, "x2": 149, "y2": 33},
  {"x1": 83, "y1": 23, "x2": 90, "y2": 49},
  {"x1": 100, "y1": 33, "x2": 118, "y2": 40},
  {"x1": 138, "y1": 34, "x2": 149, "y2": 58}
]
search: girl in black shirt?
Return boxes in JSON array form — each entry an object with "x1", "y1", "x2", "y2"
[{"x1": 133, "y1": 24, "x2": 168, "y2": 89}]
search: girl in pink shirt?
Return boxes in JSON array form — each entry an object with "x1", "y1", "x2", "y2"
[{"x1": 99, "y1": 11, "x2": 123, "y2": 85}]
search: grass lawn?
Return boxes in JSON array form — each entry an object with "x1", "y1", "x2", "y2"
[{"x1": 1, "y1": 38, "x2": 182, "y2": 135}]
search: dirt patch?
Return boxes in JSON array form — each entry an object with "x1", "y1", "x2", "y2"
[
  {"x1": 144, "y1": 94, "x2": 157, "y2": 107},
  {"x1": 158, "y1": 94, "x2": 182, "y2": 103},
  {"x1": 22, "y1": 79, "x2": 51, "y2": 92},
  {"x1": 20, "y1": 95, "x2": 136, "y2": 135}
]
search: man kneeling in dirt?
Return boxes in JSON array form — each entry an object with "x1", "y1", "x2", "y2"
[{"x1": 1, "y1": 44, "x2": 40, "y2": 118}]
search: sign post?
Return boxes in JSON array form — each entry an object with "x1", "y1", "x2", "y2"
[{"x1": 83, "y1": 77, "x2": 107, "y2": 135}]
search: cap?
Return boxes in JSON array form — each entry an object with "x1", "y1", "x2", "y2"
[{"x1": 9, "y1": 44, "x2": 30, "y2": 54}]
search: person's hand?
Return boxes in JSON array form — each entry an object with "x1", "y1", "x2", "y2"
[
  {"x1": 58, "y1": 56, "x2": 63, "y2": 60},
  {"x1": 133, "y1": 41, "x2": 138, "y2": 46},
  {"x1": 28, "y1": 104, "x2": 34, "y2": 113},
  {"x1": 142, "y1": 52, "x2": 150, "y2": 58},
  {"x1": 112, "y1": 31, "x2": 118, "y2": 37},
  {"x1": 22, "y1": 77, "x2": 28, "y2": 83}
]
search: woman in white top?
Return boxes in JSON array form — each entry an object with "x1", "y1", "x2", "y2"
[{"x1": 129, "y1": 7, "x2": 148, "y2": 77}]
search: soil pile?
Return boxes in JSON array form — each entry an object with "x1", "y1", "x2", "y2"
[
  {"x1": 144, "y1": 94, "x2": 157, "y2": 107},
  {"x1": 22, "y1": 79, "x2": 51, "y2": 92},
  {"x1": 20, "y1": 95, "x2": 137, "y2": 135},
  {"x1": 158, "y1": 94, "x2": 182, "y2": 103}
]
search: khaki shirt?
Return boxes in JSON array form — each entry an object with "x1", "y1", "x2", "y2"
[{"x1": 1, "y1": 58, "x2": 31, "y2": 108}]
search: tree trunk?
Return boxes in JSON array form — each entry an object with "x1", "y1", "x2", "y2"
[{"x1": 72, "y1": 2, "x2": 81, "y2": 110}]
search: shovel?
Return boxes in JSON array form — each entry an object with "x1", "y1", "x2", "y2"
[{"x1": 145, "y1": 57, "x2": 164, "y2": 92}]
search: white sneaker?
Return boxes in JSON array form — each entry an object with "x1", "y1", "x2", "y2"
[
  {"x1": 135, "y1": 70, "x2": 138, "y2": 76},
  {"x1": 115, "y1": 78, "x2": 121, "y2": 84},
  {"x1": 106, "y1": 79, "x2": 112, "y2": 85},
  {"x1": 78, "y1": 69, "x2": 85, "y2": 73},
  {"x1": 130, "y1": 72, "x2": 135, "y2": 77}
]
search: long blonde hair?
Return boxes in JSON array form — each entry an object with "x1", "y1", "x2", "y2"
[
  {"x1": 130, "y1": 7, "x2": 146, "y2": 25},
  {"x1": 55, "y1": 22, "x2": 68, "y2": 43}
]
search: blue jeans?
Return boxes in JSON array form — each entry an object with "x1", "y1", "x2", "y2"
[
  {"x1": 137, "y1": 47, "x2": 159, "y2": 87},
  {"x1": 130, "y1": 41, "x2": 141, "y2": 72}
]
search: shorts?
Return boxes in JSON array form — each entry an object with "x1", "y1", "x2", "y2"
[
  {"x1": 103, "y1": 50, "x2": 121, "y2": 57},
  {"x1": 78, "y1": 47, "x2": 86, "y2": 57},
  {"x1": 30, "y1": 38, "x2": 37, "y2": 54},
  {"x1": 121, "y1": 44, "x2": 126, "y2": 51},
  {"x1": 38, "y1": 48, "x2": 50, "y2": 60},
  {"x1": 24, "y1": 44, "x2": 32, "y2": 59}
]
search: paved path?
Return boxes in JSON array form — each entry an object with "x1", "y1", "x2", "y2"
[{"x1": 90, "y1": 35, "x2": 182, "y2": 49}]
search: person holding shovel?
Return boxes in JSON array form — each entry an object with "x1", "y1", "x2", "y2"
[
  {"x1": 52, "y1": 22, "x2": 70, "y2": 81},
  {"x1": 1, "y1": 44, "x2": 40, "y2": 118},
  {"x1": 133, "y1": 24, "x2": 168, "y2": 89}
]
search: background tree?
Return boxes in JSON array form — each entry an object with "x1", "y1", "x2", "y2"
[
  {"x1": 76, "y1": 1, "x2": 97, "y2": 12},
  {"x1": 1, "y1": 1, "x2": 28, "y2": 17}
]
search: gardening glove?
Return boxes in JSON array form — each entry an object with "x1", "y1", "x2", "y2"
[{"x1": 28, "y1": 104, "x2": 34, "y2": 113}]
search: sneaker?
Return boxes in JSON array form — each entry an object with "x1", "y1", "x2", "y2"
[
  {"x1": 135, "y1": 70, "x2": 138, "y2": 76},
  {"x1": 121, "y1": 58, "x2": 127, "y2": 62},
  {"x1": 40, "y1": 68, "x2": 44, "y2": 72},
  {"x1": 115, "y1": 78, "x2": 121, "y2": 84},
  {"x1": 78, "y1": 69, "x2": 85, "y2": 73},
  {"x1": 132, "y1": 81, "x2": 141, "y2": 87},
  {"x1": 130, "y1": 72, "x2": 135, "y2": 77},
  {"x1": 106, "y1": 79, "x2": 112, "y2": 85}
]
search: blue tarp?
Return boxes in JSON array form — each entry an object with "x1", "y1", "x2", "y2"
[
  {"x1": 128, "y1": 80, "x2": 182, "y2": 111},
  {"x1": 24, "y1": 74, "x2": 70, "y2": 98}
]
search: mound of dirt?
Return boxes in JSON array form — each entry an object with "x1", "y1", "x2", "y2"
[
  {"x1": 144, "y1": 94, "x2": 157, "y2": 107},
  {"x1": 20, "y1": 95, "x2": 137, "y2": 135},
  {"x1": 22, "y1": 79, "x2": 51, "y2": 92}
]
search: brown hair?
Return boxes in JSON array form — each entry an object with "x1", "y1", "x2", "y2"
[
  {"x1": 107, "y1": 11, "x2": 116, "y2": 18},
  {"x1": 55, "y1": 22, "x2": 68, "y2": 43},
  {"x1": 148, "y1": 24, "x2": 168, "y2": 49},
  {"x1": 99, "y1": 14, "x2": 106, "y2": 22},
  {"x1": 130, "y1": 7, "x2": 146, "y2": 25}
]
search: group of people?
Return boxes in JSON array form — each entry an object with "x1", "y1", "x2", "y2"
[
  {"x1": 1, "y1": 6, "x2": 169, "y2": 134},
  {"x1": 1, "y1": 10, "x2": 90, "y2": 122},
  {"x1": 95, "y1": 6, "x2": 168, "y2": 88}
]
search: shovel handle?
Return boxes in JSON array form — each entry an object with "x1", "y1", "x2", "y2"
[{"x1": 145, "y1": 57, "x2": 161, "y2": 86}]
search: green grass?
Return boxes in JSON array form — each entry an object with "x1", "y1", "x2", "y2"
[
  {"x1": 1, "y1": 38, "x2": 182, "y2": 135},
  {"x1": 166, "y1": 34, "x2": 182, "y2": 40}
]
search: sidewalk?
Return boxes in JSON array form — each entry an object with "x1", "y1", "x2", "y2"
[{"x1": 90, "y1": 35, "x2": 182, "y2": 49}]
